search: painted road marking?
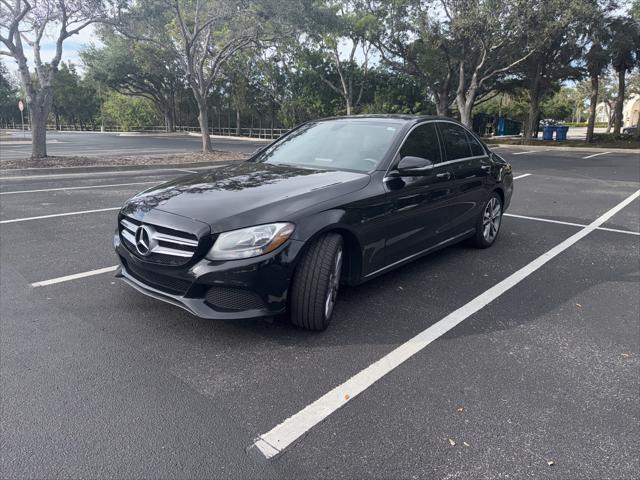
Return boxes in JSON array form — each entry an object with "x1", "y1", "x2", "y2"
[
  {"x1": 0, "y1": 181, "x2": 159, "y2": 195},
  {"x1": 250, "y1": 189, "x2": 640, "y2": 459},
  {"x1": 31, "y1": 266, "x2": 119, "y2": 287},
  {"x1": 513, "y1": 173, "x2": 532, "y2": 180},
  {"x1": 0, "y1": 164, "x2": 224, "y2": 181},
  {"x1": 583, "y1": 151, "x2": 612, "y2": 159},
  {"x1": 0, "y1": 207, "x2": 120, "y2": 224},
  {"x1": 512, "y1": 150, "x2": 548, "y2": 155},
  {"x1": 504, "y1": 213, "x2": 640, "y2": 236}
]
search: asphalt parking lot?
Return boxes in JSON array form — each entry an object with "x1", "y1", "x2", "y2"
[
  {"x1": 0, "y1": 131, "x2": 266, "y2": 161},
  {"x1": 1, "y1": 147, "x2": 639, "y2": 479}
]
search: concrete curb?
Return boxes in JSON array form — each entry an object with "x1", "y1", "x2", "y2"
[{"x1": 186, "y1": 132, "x2": 271, "y2": 143}]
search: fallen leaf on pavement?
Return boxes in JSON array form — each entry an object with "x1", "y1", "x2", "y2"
[
  {"x1": 456, "y1": 407, "x2": 464, "y2": 413},
  {"x1": 576, "y1": 303, "x2": 582, "y2": 308},
  {"x1": 547, "y1": 460, "x2": 555, "y2": 466},
  {"x1": 463, "y1": 442, "x2": 470, "y2": 447},
  {"x1": 448, "y1": 439, "x2": 456, "y2": 446}
]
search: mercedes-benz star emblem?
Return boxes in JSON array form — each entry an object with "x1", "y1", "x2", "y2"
[{"x1": 135, "y1": 225, "x2": 153, "y2": 256}]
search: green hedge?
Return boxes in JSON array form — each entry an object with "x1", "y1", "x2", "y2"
[{"x1": 562, "y1": 122, "x2": 608, "y2": 128}]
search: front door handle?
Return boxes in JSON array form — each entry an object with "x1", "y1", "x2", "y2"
[
  {"x1": 480, "y1": 165, "x2": 492, "y2": 171},
  {"x1": 436, "y1": 172, "x2": 451, "y2": 180}
]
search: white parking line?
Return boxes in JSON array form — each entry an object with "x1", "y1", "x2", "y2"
[
  {"x1": 0, "y1": 181, "x2": 159, "y2": 195},
  {"x1": 0, "y1": 207, "x2": 120, "y2": 224},
  {"x1": 504, "y1": 213, "x2": 640, "y2": 236},
  {"x1": 0, "y1": 164, "x2": 224, "y2": 181},
  {"x1": 582, "y1": 151, "x2": 612, "y2": 159},
  {"x1": 31, "y1": 266, "x2": 119, "y2": 287},
  {"x1": 250, "y1": 189, "x2": 640, "y2": 459},
  {"x1": 513, "y1": 173, "x2": 532, "y2": 180},
  {"x1": 512, "y1": 150, "x2": 548, "y2": 155}
]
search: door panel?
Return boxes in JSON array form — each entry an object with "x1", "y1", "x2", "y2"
[
  {"x1": 382, "y1": 122, "x2": 458, "y2": 266},
  {"x1": 437, "y1": 122, "x2": 489, "y2": 235}
]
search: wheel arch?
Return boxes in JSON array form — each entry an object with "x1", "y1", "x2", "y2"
[
  {"x1": 492, "y1": 186, "x2": 505, "y2": 206},
  {"x1": 293, "y1": 217, "x2": 364, "y2": 286}
]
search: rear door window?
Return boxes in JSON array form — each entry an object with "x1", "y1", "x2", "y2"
[
  {"x1": 466, "y1": 131, "x2": 486, "y2": 156},
  {"x1": 399, "y1": 123, "x2": 442, "y2": 164},
  {"x1": 438, "y1": 122, "x2": 472, "y2": 161}
]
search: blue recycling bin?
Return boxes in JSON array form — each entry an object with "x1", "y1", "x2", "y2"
[
  {"x1": 555, "y1": 126, "x2": 569, "y2": 141},
  {"x1": 542, "y1": 125, "x2": 556, "y2": 140}
]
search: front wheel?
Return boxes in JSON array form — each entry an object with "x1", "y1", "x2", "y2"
[
  {"x1": 290, "y1": 233, "x2": 343, "y2": 331},
  {"x1": 471, "y1": 192, "x2": 503, "y2": 248}
]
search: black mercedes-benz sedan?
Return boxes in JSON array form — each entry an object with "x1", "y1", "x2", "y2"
[{"x1": 114, "y1": 115, "x2": 513, "y2": 330}]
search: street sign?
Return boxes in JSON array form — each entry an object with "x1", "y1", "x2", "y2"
[{"x1": 18, "y1": 100, "x2": 24, "y2": 112}]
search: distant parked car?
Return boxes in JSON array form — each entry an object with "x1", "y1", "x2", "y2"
[
  {"x1": 622, "y1": 126, "x2": 637, "y2": 136},
  {"x1": 114, "y1": 116, "x2": 513, "y2": 330}
]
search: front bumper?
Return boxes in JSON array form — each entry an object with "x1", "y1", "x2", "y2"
[{"x1": 115, "y1": 238, "x2": 305, "y2": 320}]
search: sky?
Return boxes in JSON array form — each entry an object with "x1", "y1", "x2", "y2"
[{"x1": 3, "y1": 25, "x2": 100, "y2": 77}]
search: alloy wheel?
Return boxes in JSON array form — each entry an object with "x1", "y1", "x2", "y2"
[{"x1": 482, "y1": 197, "x2": 502, "y2": 243}]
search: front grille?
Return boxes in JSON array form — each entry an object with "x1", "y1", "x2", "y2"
[
  {"x1": 205, "y1": 286, "x2": 265, "y2": 311},
  {"x1": 120, "y1": 216, "x2": 199, "y2": 265},
  {"x1": 126, "y1": 261, "x2": 192, "y2": 295}
]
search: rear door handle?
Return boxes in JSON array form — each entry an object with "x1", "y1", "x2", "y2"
[{"x1": 436, "y1": 172, "x2": 451, "y2": 180}]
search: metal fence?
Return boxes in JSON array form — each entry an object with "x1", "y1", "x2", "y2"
[{"x1": 1, "y1": 123, "x2": 290, "y2": 139}]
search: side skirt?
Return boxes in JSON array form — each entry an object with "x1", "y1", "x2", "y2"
[{"x1": 358, "y1": 228, "x2": 476, "y2": 284}]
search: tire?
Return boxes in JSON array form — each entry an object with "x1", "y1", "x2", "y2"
[
  {"x1": 471, "y1": 192, "x2": 503, "y2": 248},
  {"x1": 290, "y1": 233, "x2": 344, "y2": 331}
]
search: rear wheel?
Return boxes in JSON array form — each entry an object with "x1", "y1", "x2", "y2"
[
  {"x1": 290, "y1": 233, "x2": 343, "y2": 331},
  {"x1": 471, "y1": 192, "x2": 502, "y2": 248}
]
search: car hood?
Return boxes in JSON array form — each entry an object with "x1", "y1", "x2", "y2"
[{"x1": 121, "y1": 162, "x2": 370, "y2": 232}]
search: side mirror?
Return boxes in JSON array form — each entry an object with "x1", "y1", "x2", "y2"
[{"x1": 396, "y1": 156, "x2": 434, "y2": 176}]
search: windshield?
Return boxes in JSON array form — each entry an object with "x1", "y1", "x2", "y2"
[{"x1": 253, "y1": 120, "x2": 401, "y2": 172}]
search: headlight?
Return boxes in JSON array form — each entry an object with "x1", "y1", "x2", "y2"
[{"x1": 206, "y1": 223, "x2": 295, "y2": 260}]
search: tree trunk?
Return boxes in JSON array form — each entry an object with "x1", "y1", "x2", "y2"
[
  {"x1": 634, "y1": 110, "x2": 640, "y2": 140},
  {"x1": 586, "y1": 75, "x2": 599, "y2": 143},
  {"x1": 613, "y1": 69, "x2": 625, "y2": 136},
  {"x1": 522, "y1": 96, "x2": 541, "y2": 146},
  {"x1": 30, "y1": 90, "x2": 51, "y2": 159},
  {"x1": 236, "y1": 109, "x2": 241, "y2": 135},
  {"x1": 345, "y1": 98, "x2": 352, "y2": 116},
  {"x1": 163, "y1": 109, "x2": 175, "y2": 133},
  {"x1": 434, "y1": 72, "x2": 452, "y2": 117},
  {"x1": 522, "y1": 62, "x2": 543, "y2": 145},
  {"x1": 455, "y1": 64, "x2": 475, "y2": 128},
  {"x1": 197, "y1": 99, "x2": 212, "y2": 152},
  {"x1": 435, "y1": 89, "x2": 450, "y2": 117}
]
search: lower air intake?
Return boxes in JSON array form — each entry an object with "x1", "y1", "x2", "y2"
[{"x1": 205, "y1": 286, "x2": 265, "y2": 311}]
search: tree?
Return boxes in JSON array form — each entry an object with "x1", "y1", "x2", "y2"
[
  {"x1": 303, "y1": 0, "x2": 374, "y2": 116},
  {"x1": 102, "y1": 90, "x2": 161, "y2": 130},
  {"x1": 609, "y1": 16, "x2": 640, "y2": 135},
  {"x1": 0, "y1": 60, "x2": 19, "y2": 126},
  {"x1": 585, "y1": 30, "x2": 611, "y2": 142},
  {"x1": 366, "y1": 0, "x2": 456, "y2": 116},
  {"x1": 82, "y1": 29, "x2": 181, "y2": 132},
  {"x1": 439, "y1": 0, "x2": 535, "y2": 127},
  {"x1": 508, "y1": 0, "x2": 599, "y2": 143},
  {"x1": 0, "y1": 0, "x2": 112, "y2": 158},
  {"x1": 117, "y1": 0, "x2": 302, "y2": 152},
  {"x1": 51, "y1": 61, "x2": 99, "y2": 129}
]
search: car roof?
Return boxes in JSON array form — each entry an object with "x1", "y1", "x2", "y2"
[{"x1": 315, "y1": 114, "x2": 462, "y2": 126}]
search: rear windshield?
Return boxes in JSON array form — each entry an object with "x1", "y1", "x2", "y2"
[{"x1": 253, "y1": 120, "x2": 400, "y2": 172}]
